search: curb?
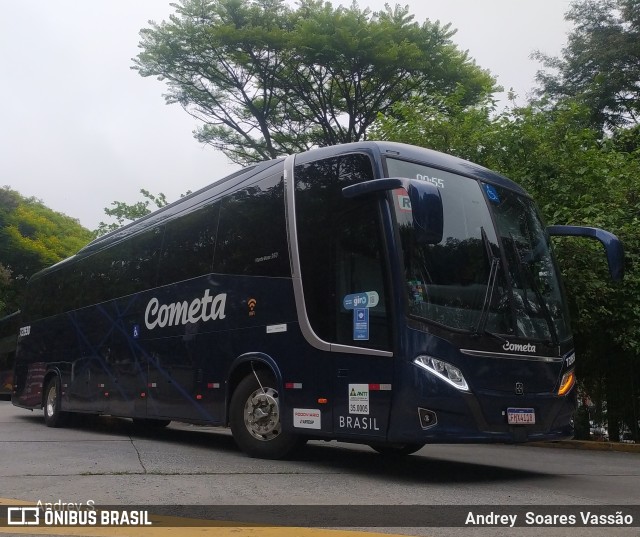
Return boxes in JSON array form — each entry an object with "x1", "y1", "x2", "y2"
[{"x1": 528, "y1": 439, "x2": 640, "y2": 453}]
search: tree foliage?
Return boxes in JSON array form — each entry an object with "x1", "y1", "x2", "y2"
[
  {"x1": 95, "y1": 189, "x2": 169, "y2": 237},
  {"x1": 370, "y1": 90, "x2": 499, "y2": 163},
  {"x1": 0, "y1": 187, "x2": 93, "y2": 315},
  {"x1": 133, "y1": 0, "x2": 497, "y2": 165},
  {"x1": 534, "y1": 0, "x2": 640, "y2": 130}
]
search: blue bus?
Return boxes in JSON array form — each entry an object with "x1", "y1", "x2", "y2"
[{"x1": 12, "y1": 142, "x2": 623, "y2": 458}]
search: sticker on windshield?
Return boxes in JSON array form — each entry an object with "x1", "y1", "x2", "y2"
[
  {"x1": 396, "y1": 192, "x2": 412, "y2": 212},
  {"x1": 484, "y1": 184, "x2": 500, "y2": 204},
  {"x1": 408, "y1": 280, "x2": 427, "y2": 304},
  {"x1": 343, "y1": 292, "x2": 379, "y2": 310},
  {"x1": 353, "y1": 308, "x2": 369, "y2": 341},
  {"x1": 416, "y1": 173, "x2": 444, "y2": 189}
]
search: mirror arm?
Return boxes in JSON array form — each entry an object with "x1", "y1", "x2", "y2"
[
  {"x1": 547, "y1": 225, "x2": 624, "y2": 281},
  {"x1": 342, "y1": 178, "x2": 443, "y2": 245}
]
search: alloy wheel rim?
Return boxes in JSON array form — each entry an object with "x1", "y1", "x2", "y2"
[{"x1": 243, "y1": 387, "x2": 280, "y2": 441}]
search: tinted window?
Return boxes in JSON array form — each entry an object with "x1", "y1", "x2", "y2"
[
  {"x1": 103, "y1": 226, "x2": 164, "y2": 298},
  {"x1": 48, "y1": 226, "x2": 165, "y2": 317},
  {"x1": 295, "y1": 154, "x2": 391, "y2": 350},
  {"x1": 23, "y1": 273, "x2": 56, "y2": 319},
  {"x1": 213, "y1": 171, "x2": 289, "y2": 277},
  {"x1": 22, "y1": 168, "x2": 290, "y2": 321},
  {"x1": 157, "y1": 203, "x2": 219, "y2": 286}
]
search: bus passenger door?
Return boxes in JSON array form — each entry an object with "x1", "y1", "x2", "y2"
[
  {"x1": 331, "y1": 204, "x2": 394, "y2": 439},
  {"x1": 293, "y1": 152, "x2": 395, "y2": 440}
]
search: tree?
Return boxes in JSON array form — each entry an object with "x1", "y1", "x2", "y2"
[
  {"x1": 534, "y1": 0, "x2": 640, "y2": 130},
  {"x1": 133, "y1": 0, "x2": 498, "y2": 165},
  {"x1": 95, "y1": 189, "x2": 168, "y2": 237},
  {"x1": 0, "y1": 187, "x2": 93, "y2": 315},
  {"x1": 370, "y1": 90, "x2": 499, "y2": 164}
]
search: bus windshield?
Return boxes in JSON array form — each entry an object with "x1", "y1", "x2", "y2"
[{"x1": 387, "y1": 158, "x2": 571, "y2": 344}]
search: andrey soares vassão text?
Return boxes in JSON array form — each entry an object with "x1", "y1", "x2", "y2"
[{"x1": 465, "y1": 510, "x2": 635, "y2": 528}]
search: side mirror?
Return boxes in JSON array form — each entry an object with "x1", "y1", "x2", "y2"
[
  {"x1": 547, "y1": 225, "x2": 624, "y2": 281},
  {"x1": 342, "y1": 178, "x2": 443, "y2": 244}
]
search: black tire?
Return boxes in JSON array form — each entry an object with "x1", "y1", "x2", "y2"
[
  {"x1": 43, "y1": 376, "x2": 68, "y2": 428},
  {"x1": 230, "y1": 372, "x2": 302, "y2": 459},
  {"x1": 132, "y1": 418, "x2": 171, "y2": 428},
  {"x1": 369, "y1": 443, "x2": 424, "y2": 456}
]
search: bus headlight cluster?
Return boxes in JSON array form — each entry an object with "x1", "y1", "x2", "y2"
[{"x1": 413, "y1": 355, "x2": 469, "y2": 392}]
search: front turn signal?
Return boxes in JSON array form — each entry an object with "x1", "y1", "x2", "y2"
[{"x1": 558, "y1": 370, "x2": 575, "y2": 396}]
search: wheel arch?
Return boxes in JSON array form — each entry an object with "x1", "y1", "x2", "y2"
[
  {"x1": 41, "y1": 367, "x2": 63, "y2": 409},
  {"x1": 225, "y1": 352, "x2": 282, "y2": 425}
]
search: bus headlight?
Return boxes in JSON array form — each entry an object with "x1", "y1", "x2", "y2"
[
  {"x1": 558, "y1": 369, "x2": 575, "y2": 396},
  {"x1": 414, "y1": 356, "x2": 469, "y2": 392}
]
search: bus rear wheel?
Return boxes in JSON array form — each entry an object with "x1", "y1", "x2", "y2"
[
  {"x1": 43, "y1": 376, "x2": 68, "y2": 428},
  {"x1": 230, "y1": 372, "x2": 302, "y2": 459},
  {"x1": 369, "y1": 443, "x2": 424, "y2": 456}
]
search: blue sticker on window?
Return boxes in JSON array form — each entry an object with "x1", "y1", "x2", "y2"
[
  {"x1": 353, "y1": 308, "x2": 369, "y2": 341},
  {"x1": 484, "y1": 184, "x2": 500, "y2": 204}
]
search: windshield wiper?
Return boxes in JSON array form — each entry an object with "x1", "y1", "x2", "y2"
[{"x1": 472, "y1": 227, "x2": 500, "y2": 337}]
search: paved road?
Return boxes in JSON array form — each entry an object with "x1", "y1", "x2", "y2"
[{"x1": 1, "y1": 400, "x2": 638, "y2": 537}]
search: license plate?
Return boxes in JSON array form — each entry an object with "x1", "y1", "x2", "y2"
[{"x1": 507, "y1": 407, "x2": 536, "y2": 425}]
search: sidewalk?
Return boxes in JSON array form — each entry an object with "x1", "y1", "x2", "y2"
[{"x1": 529, "y1": 439, "x2": 640, "y2": 453}]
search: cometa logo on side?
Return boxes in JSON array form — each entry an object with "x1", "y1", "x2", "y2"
[{"x1": 145, "y1": 290, "x2": 227, "y2": 330}]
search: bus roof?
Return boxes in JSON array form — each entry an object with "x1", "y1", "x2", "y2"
[
  {"x1": 85, "y1": 142, "x2": 527, "y2": 256},
  {"x1": 294, "y1": 141, "x2": 528, "y2": 196},
  {"x1": 81, "y1": 160, "x2": 276, "y2": 255},
  {"x1": 32, "y1": 142, "x2": 528, "y2": 281}
]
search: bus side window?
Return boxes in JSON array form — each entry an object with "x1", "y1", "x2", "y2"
[
  {"x1": 157, "y1": 203, "x2": 219, "y2": 286},
  {"x1": 23, "y1": 275, "x2": 50, "y2": 320},
  {"x1": 213, "y1": 172, "x2": 289, "y2": 277},
  {"x1": 40, "y1": 269, "x2": 66, "y2": 318},
  {"x1": 75, "y1": 251, "x2": 109, "y2": 307},
  {"x1": 102, "y1": 226, "x2": 164, "y2": 298}
]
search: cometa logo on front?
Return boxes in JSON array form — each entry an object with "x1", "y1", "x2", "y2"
[
  {"x1": 145, "y1": 290, "x2": 227, "y2": 330},
  {"x1": 502, "y1": 341, "x2": 537, "y2": 353}
]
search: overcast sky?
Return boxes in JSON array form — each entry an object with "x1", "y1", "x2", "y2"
[{"x1": 0, "y1": 0, "x2": 574, "y2": 231}]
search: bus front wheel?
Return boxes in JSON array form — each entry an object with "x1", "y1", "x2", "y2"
[
  {"x1": 230, "y1": 372, "x2": 303, "y2": 459},
  {"x1": 43, "y1": 376, "x2": 68, "y2": 428}
]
